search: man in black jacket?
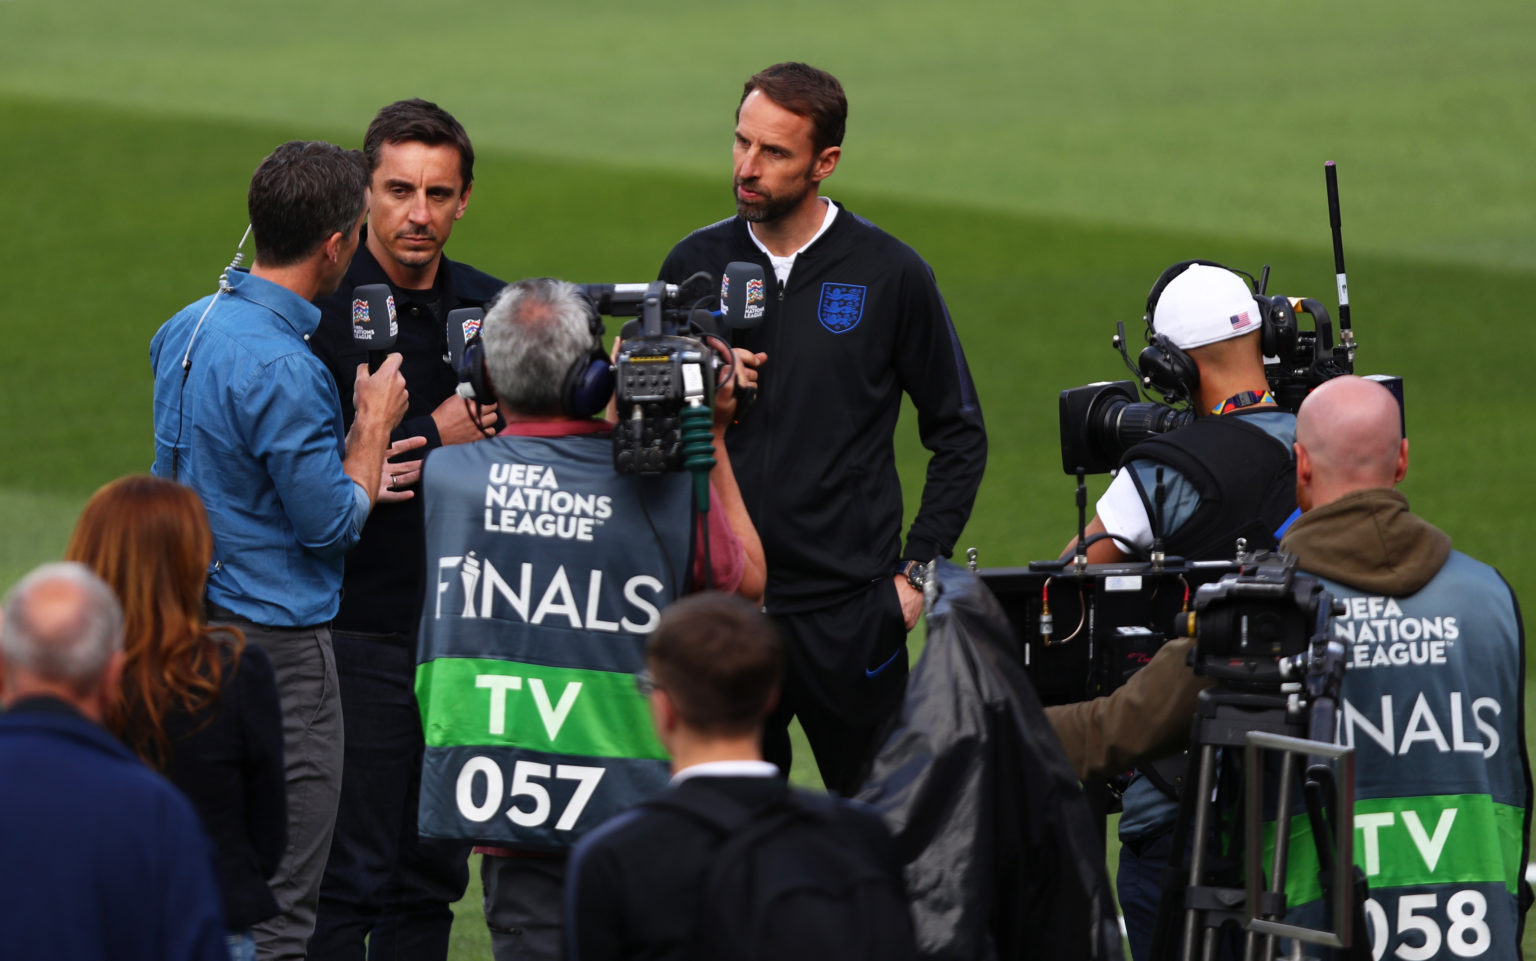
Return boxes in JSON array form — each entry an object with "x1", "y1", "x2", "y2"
[
  {"x1": 565, "y1": 592, "x2": 912, "y2": 961},
  {"x1": 658, "y1": 62, "x2": 988, "y2": 794},
  {"x1": 308, "y1": 98, "x2": 504, "y2": 961}
]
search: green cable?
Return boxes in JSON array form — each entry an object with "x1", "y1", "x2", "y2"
[{"x1": 679, "y1": 404, "x2": 715, "y2": 511}]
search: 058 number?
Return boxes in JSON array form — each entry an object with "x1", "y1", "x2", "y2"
[
  {"x1": 455, "y1": 757, "x2": 605, "y2": 831},
  {"x1": 1363, "y1": 890, "x2": 1490, "y2": 960}
]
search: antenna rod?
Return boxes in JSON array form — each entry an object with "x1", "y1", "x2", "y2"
[{"x1": 1325, "y1": 161, "x2": 1355, "y2": 358}]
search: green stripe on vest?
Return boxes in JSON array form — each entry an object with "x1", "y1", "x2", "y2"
[
  {"x1": 417, "y1": 657, "x2": 667, "y2": 761},
  {"x1": 1263, "y1": 794, "x2": 1527, "y2": 905}
]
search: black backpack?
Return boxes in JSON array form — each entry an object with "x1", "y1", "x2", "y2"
[{"x1": 649, "y1": 785, "x2": 917, "y2": 961}]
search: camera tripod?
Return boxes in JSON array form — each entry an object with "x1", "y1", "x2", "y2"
[{"x1": 1148, "y1": 683, "x2": 1367, "y2": 961}]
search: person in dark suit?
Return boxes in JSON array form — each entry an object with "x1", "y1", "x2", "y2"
[
  {"x1": 66, "y1": 475, "x2": 287, "y2": 960},
  {"x1": 0, "y1": 562, "x2": 226, "y2": 961},
  {"x1": 563, "y1": 592, "x2": 909, "y2": 961}
]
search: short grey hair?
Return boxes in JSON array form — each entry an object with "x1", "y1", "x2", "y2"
[
  {"x1": 481, "y1": 278, "x2": 596, "y2": 415},
  {"x1": 1, "y1": 562, "x2": 124, "y2": 686}
]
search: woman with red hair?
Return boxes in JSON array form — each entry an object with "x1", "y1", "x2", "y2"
[{"x1": 67, "y1": 474, "x2": 286, "y2": 961}]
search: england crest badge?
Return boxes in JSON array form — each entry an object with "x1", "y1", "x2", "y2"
[{"x1": 818, "y1": 282, "x2": 866, "y2": 334}]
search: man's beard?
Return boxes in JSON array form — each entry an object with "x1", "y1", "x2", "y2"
[
  {"x1": 734, "y1": 178, "x2": 811, "y2": 224},
  {"x1": 389, "y1": 230, "x2": 438, "y2": 268}
]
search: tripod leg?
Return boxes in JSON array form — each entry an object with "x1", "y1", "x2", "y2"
[
  {"x1": 1256, "y1": 753, "x2": 1300, "y2": 960},
  {"x1": 1182, "y1": 743, "x2": 1221, "y2": 961}
]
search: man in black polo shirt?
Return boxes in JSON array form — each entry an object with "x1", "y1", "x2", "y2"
[{"x1": 308, "y1": 98, "x2": 503, "y2": 961}]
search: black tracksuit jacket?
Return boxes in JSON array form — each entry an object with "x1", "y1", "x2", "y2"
[{"x1": 660, "y1": 204, "x2": 987, "y2": 611}]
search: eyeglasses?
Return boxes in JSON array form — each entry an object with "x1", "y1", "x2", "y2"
[{"x1": 634, "y1": 669, "x2": 659, "y2": 697}]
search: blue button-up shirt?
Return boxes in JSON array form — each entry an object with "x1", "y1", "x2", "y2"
[{"x1": 151, "y1": 269, "x2": 369, "y2": 627}]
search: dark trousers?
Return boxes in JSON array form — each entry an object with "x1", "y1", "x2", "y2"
[
  {"x1": 762, "y1": 577, "x2": 910, "y2": 796},
  {"x1": 207, "y1": 614, "x2": 345, "y2": 961},
  {"x1": 481, "y1": 854, "x2": 566, "y2": 961},
  {"x1": 308, "y1": 632, "x2": 470, "y2": 961},
  {"x1": 1118, "y1": 829, "x2": 1175, "y2": 961}
]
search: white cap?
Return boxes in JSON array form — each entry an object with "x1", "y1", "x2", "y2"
[{"x1": 1153, "y1": 264, "x2": 1260, "y2": 350}]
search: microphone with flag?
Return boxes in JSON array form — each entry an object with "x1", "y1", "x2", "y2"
[
  {"x1": 719, "y1": 261, "x2": 767, "y2": 330},
  {"x1": 352, "y1": 284, "x2": 398, "y2": 373},
  {"x1": 446, "y1": 307, "x2": 485, "y2": 400}
]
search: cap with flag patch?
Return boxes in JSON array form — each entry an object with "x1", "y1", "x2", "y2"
[{"x1": 1153, "y1": 264, "x2": 1259, "y2": 350}]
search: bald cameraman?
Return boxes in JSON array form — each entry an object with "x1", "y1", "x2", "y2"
[
  {"x1": 1278, "y1": 376, "x2": 1529, "y2": 958},
  {"x1": 416, "y1": 278, "x2": 764, "y2": 961},
  {"x1": 1051, "y1": 377, "x2": 1530, "y2": 958},
  {"x1": 1059, "y1": 261, "x2": 1299, "y2": 960}
]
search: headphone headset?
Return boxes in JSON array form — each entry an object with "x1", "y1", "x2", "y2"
[
  {"x1": 459, "y1": 296, "x2": 614, "y2": 417},
  {"x1": 1137, "y1": 259, "x2": 1298, "y2": 406}
]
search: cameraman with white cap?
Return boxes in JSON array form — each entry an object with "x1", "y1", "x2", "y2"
[{"x1": 1058, "y1": 261, "x2": 1300, "y2": 960}]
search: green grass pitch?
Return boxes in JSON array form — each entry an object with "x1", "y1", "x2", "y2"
[{"x1": 1, "y1": 0, "x2": 1531, "y2": 955}]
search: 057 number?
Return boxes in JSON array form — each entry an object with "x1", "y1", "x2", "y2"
[
  {"x1": 1364, "y1": 890, "x2": 1490, "y2": 960},
  {"x1": 455, "y1": 757, "x2": 605, "y2": 831}
]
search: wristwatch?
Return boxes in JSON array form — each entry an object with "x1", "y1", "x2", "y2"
[{"x1": 898, "y1": 560, "x2": 928, "y2": 592}]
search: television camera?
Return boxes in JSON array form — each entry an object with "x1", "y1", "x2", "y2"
[
  {"x1": 586, "y1": 263, "x2": 766, "y2": 475},
  {"x1": 1058, "y1": 163, "x2": 1401, "y2": 476}
]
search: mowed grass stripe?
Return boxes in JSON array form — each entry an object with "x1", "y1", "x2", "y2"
[{"x1": 1, "y1": 0, "x2": 1530, "y2": 269}]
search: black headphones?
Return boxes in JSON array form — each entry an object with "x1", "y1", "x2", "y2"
[
  {"x1": 1137, "y1": 259, "x2": 1298, "y2": 405},
  {"x1": 562, "y1": 298, "x2": 616, "y2": 418},
  {"x1": 459, "y1": 297, "x2": 614, "y2": 417}
]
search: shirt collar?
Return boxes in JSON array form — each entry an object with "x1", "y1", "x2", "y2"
[
  {"x1": 498, "y1": 419, "x2": 612, "y2": 437},
  {"x1": 3, "y1": 694, "x2": 87, "y2": 720},
  {"x1": 669, "y1": 759, "x2": 780, "y2": 785},
  {"x1": 350, "y1": 226, "x2": 452, "y2": 299},
  {"x1": 747, "y1": 198, "x2": 839, "y2": 284},
  {"x1": 226, "y1": 268, "x2": 324, "y2": 339}
]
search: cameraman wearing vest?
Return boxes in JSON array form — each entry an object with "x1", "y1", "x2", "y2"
[
  {"x1": 1047, "y1": 376, "x2": 1530, "y2": 959},
  {"x1": 1280, "y1": 376, "x2": 1529, "y2": 958},
  {"x1": 416, "y1": 278, "x2": 764, "y2": 961},
  {"x1": 1057, "y1": 261, "x2": 1300, "y2": 961}
]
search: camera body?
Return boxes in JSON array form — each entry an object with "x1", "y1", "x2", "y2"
[
  {"x1": 1177, "y1": 551, "x2": 1339, "y2": 691},
  {"x1": 980, "y1": 557, "x2": 1241, "y2": 706},
  {"x1": 613, "y1": 330, "x2": 722, "y2": 475},
  {"x1": 588, "y1": 275, "x2": 724, "y2": 476}
]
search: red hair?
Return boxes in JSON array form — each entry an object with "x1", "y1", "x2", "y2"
[{"x1": 65, "y1": 474, "x2": 242, "y2": 767}]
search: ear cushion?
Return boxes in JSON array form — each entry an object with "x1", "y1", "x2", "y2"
[
  {"x1": 561, "y1": 299, "x2": 614, "y2": 418},
  {"x1": 1138, "y1": 334, "x2": 1199, "y2": 402},
  {"x1": 462, "y1": 337, "x2": 497, "y2": 406},
  {"x1": 1259, "y1": 295, "x2": 1298, "y2": 358},
  {"x1": 562, "y1": 350, "x2": 615, "y2": 419}
]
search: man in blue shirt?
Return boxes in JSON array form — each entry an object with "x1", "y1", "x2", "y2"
[
  {"x1": 150, "y1": 140, "x2": 411, "y2": 961},
  {"x1": 0, "y1": 562, "x2": 226, "y2": 961}
]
